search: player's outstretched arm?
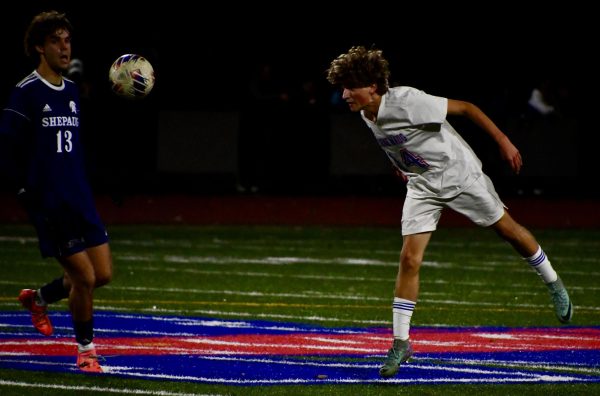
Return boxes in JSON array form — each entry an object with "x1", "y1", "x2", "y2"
[{"x1": 447, "y1": 99, "x2": 522, "y2": 174}]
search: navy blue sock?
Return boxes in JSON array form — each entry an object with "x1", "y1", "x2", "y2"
[
  {"x1": 73, "y1": 319, "x2": 94, "y2": 346},
  {"x1": 39, "y1": 276, "x2": 69, "y2": 304}
]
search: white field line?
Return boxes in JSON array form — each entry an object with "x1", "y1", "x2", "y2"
[
  {"x1": 178, "y1": 338, "x2": 379, "y2": 353},
  {"x1": 471, "y1": 332, "x2": 600, "y2": 342},
  {"x1": 0, "y1": 327, "x2": 197, "y2": 338},
  {"x1": 0, "y1": 236, "x2": 37, "y2": 243},
  {"x1": 2, "y1": 275, "x2": 600, "y2": 296},
  {"x1": 0, "y1": 359, "x2": 73, "y2": 367},
  {"x1": 4, "y1": 233, "x2": 599, "y2": 257},
  {"x1": 427, "y1": 356, "x2": 600, "y2": 374},
  {"x1": 187, "y1": 309, "x2": 389, "y2": 325},
  {"x1": 110, "y1": 265, "x2": 600, "y2": 294},
  {"x1": 95, "y1": 306, "x2": 396, "y2": 325},
  {"x1": 301, "y1": 336, "x2": 365, "y2": 344},
  {"x1": 118, "y1": 253, "x2": 600, "y2": 277},
  {"x1": 164, "y1": 255, "x2": 396, "y2": 267},
  {"x1": 0, "y1": 307, "x2": 387, "y2": 329},
  {"x1": 181, "y1": 354, "x2": 600, "y2": 374},
  {"x1": 0, "y1": 379, "x2": 217, "y2": 395},
  {"x1": 121, "y1": 265, "x2": 392, "y2": 282},
  {"x1": 11, "y1": 255, "x2": 600, "y2": 278},
  {"x1": 56, "y1": 287, "x2": 598, "y2": 315},
  {"x1": 0, "y1": 340, "x2": 72, "y2": 346},
  {"x1": 0, "y1": 311, "x2": 373, "y2": 334},
  {"x1": 93, "y1": 311, "x2": 367, "y2": 333},
  {"x1": 99, "y1": 284, "x2": 585, "y2": 310},
  {"x1": 2, "y1": 293, "x2": 599, "y2": 316},
  {"x1": 114, "y1": 237, "x2": 600, "y2": 260},
  {"x1": 414, "y1": 339, "x2": 592, "y2": 352},
  {"x1": 107, "y1": 285, "x2": 388, "y2": 301},
  {"x1": 129, "y1": 299, "x2": 600, "y2": 312},
  {"x1": 110, "y1": 315, "x2": 362, "y2": 333},
  {"x1": 114, "y1": 238, "x2": 403, "y2": 252}
]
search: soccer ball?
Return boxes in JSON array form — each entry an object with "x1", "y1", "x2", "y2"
[{"x1": 109, "y1": 54, "x2": 155, "y2": 99}]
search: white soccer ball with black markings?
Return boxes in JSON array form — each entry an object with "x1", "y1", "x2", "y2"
[{"x1": 109, "y1": 54, "x2": 155, "y2": 99}]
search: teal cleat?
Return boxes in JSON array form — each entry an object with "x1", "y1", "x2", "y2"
[
  {"x1": 379, "y1": 339, "x2": 413, "y2": 378},
  {"x1": 547, "y1": 277, "x2": 573, "y2": 324}
]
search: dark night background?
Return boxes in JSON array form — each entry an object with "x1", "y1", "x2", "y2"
[{"x1": 1, "y1": 2, "x2": 597, "y2": 198}]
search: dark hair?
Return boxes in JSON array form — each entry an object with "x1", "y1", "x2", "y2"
[
  {"x1": 326, "y1": 46, "x2": 390, "y2": 95},
  {"x1": 24, "y1": 11, "x2": 73, "y2": 61}
]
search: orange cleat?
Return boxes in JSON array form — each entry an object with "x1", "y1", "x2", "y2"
[
  {"x1": 18, "y1": 289, "x2": 53, "y2": 336},
  {"x1": 77, "y1": 348, "x2": 104, "y2": 373}
]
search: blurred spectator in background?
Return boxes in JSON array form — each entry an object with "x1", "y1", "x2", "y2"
[
  {"x1": 527, "y1": 78, "x2": 556, "y2": 117},
  {"x1": 509, "y1": 76, "x2": 576, "y2": 196},
  {"x1": 528, "y1": 84, "x2": 554, "y2": 116}
]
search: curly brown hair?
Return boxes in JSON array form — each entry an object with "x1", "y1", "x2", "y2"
[
  {"x1": 326, "y1": 46, "x2": 390, "y2": 95},
  {"x1": 24, "y1": 10, "x2": 73, "y2": 61}
]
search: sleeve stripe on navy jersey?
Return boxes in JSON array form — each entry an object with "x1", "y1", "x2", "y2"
[
  {"x1": 16, "y1": 72, "x2": 38, "y2": 88},
  {"x1": 2, "y1": 108, "x2": 30, "y2": 122}
]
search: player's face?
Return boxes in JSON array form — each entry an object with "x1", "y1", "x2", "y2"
[
  {"x1": 341, "y1": 86, "x2": 374, "y2": 112},
  {"x1": 38, "y1": 29, "x2": 72, "y2": 73}
]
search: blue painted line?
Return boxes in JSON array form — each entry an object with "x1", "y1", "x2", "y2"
[
  {"x1": 420, "y1": 350, "x2": 600, "y2": 367},
  {"x1": 0, "y1": 311, "x2": 598, "y2": 385},
  {"x1": 0, "y1": 355, "x2": 596, "y2": 384},
  {"x1": 0, "y1": 311, "x2": 372, "y2": 338}
]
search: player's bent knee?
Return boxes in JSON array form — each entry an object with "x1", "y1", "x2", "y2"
[{"x1": 95, "y1": 273, "x2": 112, "y2": 288}]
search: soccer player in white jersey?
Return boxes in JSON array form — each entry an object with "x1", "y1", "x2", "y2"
[
  {"x1": 326, "y1": 46, "x2": 573, "y2": 378},
  {"x1": 0, "y1": 11, "x2": 112, "y2": 373}
]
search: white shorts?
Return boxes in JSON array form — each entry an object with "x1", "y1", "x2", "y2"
[{"x1": 401, "y1": 175, "x2": 506, "y2": 236}]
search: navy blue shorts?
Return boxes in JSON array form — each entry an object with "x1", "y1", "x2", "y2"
[{"x1": 26, "y1": 200, "x2": 109, "y2": 258}]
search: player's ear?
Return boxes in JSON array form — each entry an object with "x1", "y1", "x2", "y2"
[
  {"x1": 369, "y1": 84, "x2": 377, "y2": 94},
  {"x1": 35, "y1": 45, "x2": 44, "y2": 56}
]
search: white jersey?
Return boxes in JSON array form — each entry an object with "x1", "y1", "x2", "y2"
[{"x1": 361, "y1": 86, "x2": 483, "y2": 199}]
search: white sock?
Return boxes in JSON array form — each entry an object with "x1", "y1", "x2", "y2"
[
  {"x1": 78, "y1": 342, "x2": 95, "y2": 353},
  {"x1": 524, "y1": 245, "x2": 558, "y2": 283},
  {"x1": 392, "y1": 297, "x2": 415, "y2": 341}
]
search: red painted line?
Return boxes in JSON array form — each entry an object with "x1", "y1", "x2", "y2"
[{"x1": 2, "y1": 328, "x2": 599, "y2": 356}]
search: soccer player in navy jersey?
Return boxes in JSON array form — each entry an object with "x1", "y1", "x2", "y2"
[{"x1": 0, "y1": 11, "x2": 111, "y2": 373}]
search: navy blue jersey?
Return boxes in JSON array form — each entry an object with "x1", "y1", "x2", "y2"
[
  {"x1": 0, "y1": 71, "x2": 107, "y2": 257},
  {"x1": 1, "y1": 71, "x2": 94, "y2": 210}
]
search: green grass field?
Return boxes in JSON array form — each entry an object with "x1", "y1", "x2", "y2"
[{"x1": 1, "y1": 224, "x2": 599, "y2": 395}]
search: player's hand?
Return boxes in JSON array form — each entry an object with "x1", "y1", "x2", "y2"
[{"x1": 498, "y1": 137, "x2": 522, "y2": 174}]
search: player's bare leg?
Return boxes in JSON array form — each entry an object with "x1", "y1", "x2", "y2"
[
  {"x1": 59, "y1": 243, "x2": 112, "y2": 372},
  {"x1": 491, "y1": 211, "x2": 538, "y2": 256},
  {"x1": 491, "y1": 212, "x2": 572, "y2": 323},
  {"x1": 395, "y1": 232, "x2": 432, "y2": 301},
  {"x1": 380, "y1": 232, "x2": 431, "y2": 378},
  {"x1": 86, "y1": 243, "x2": 113, "y2": 288}
]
